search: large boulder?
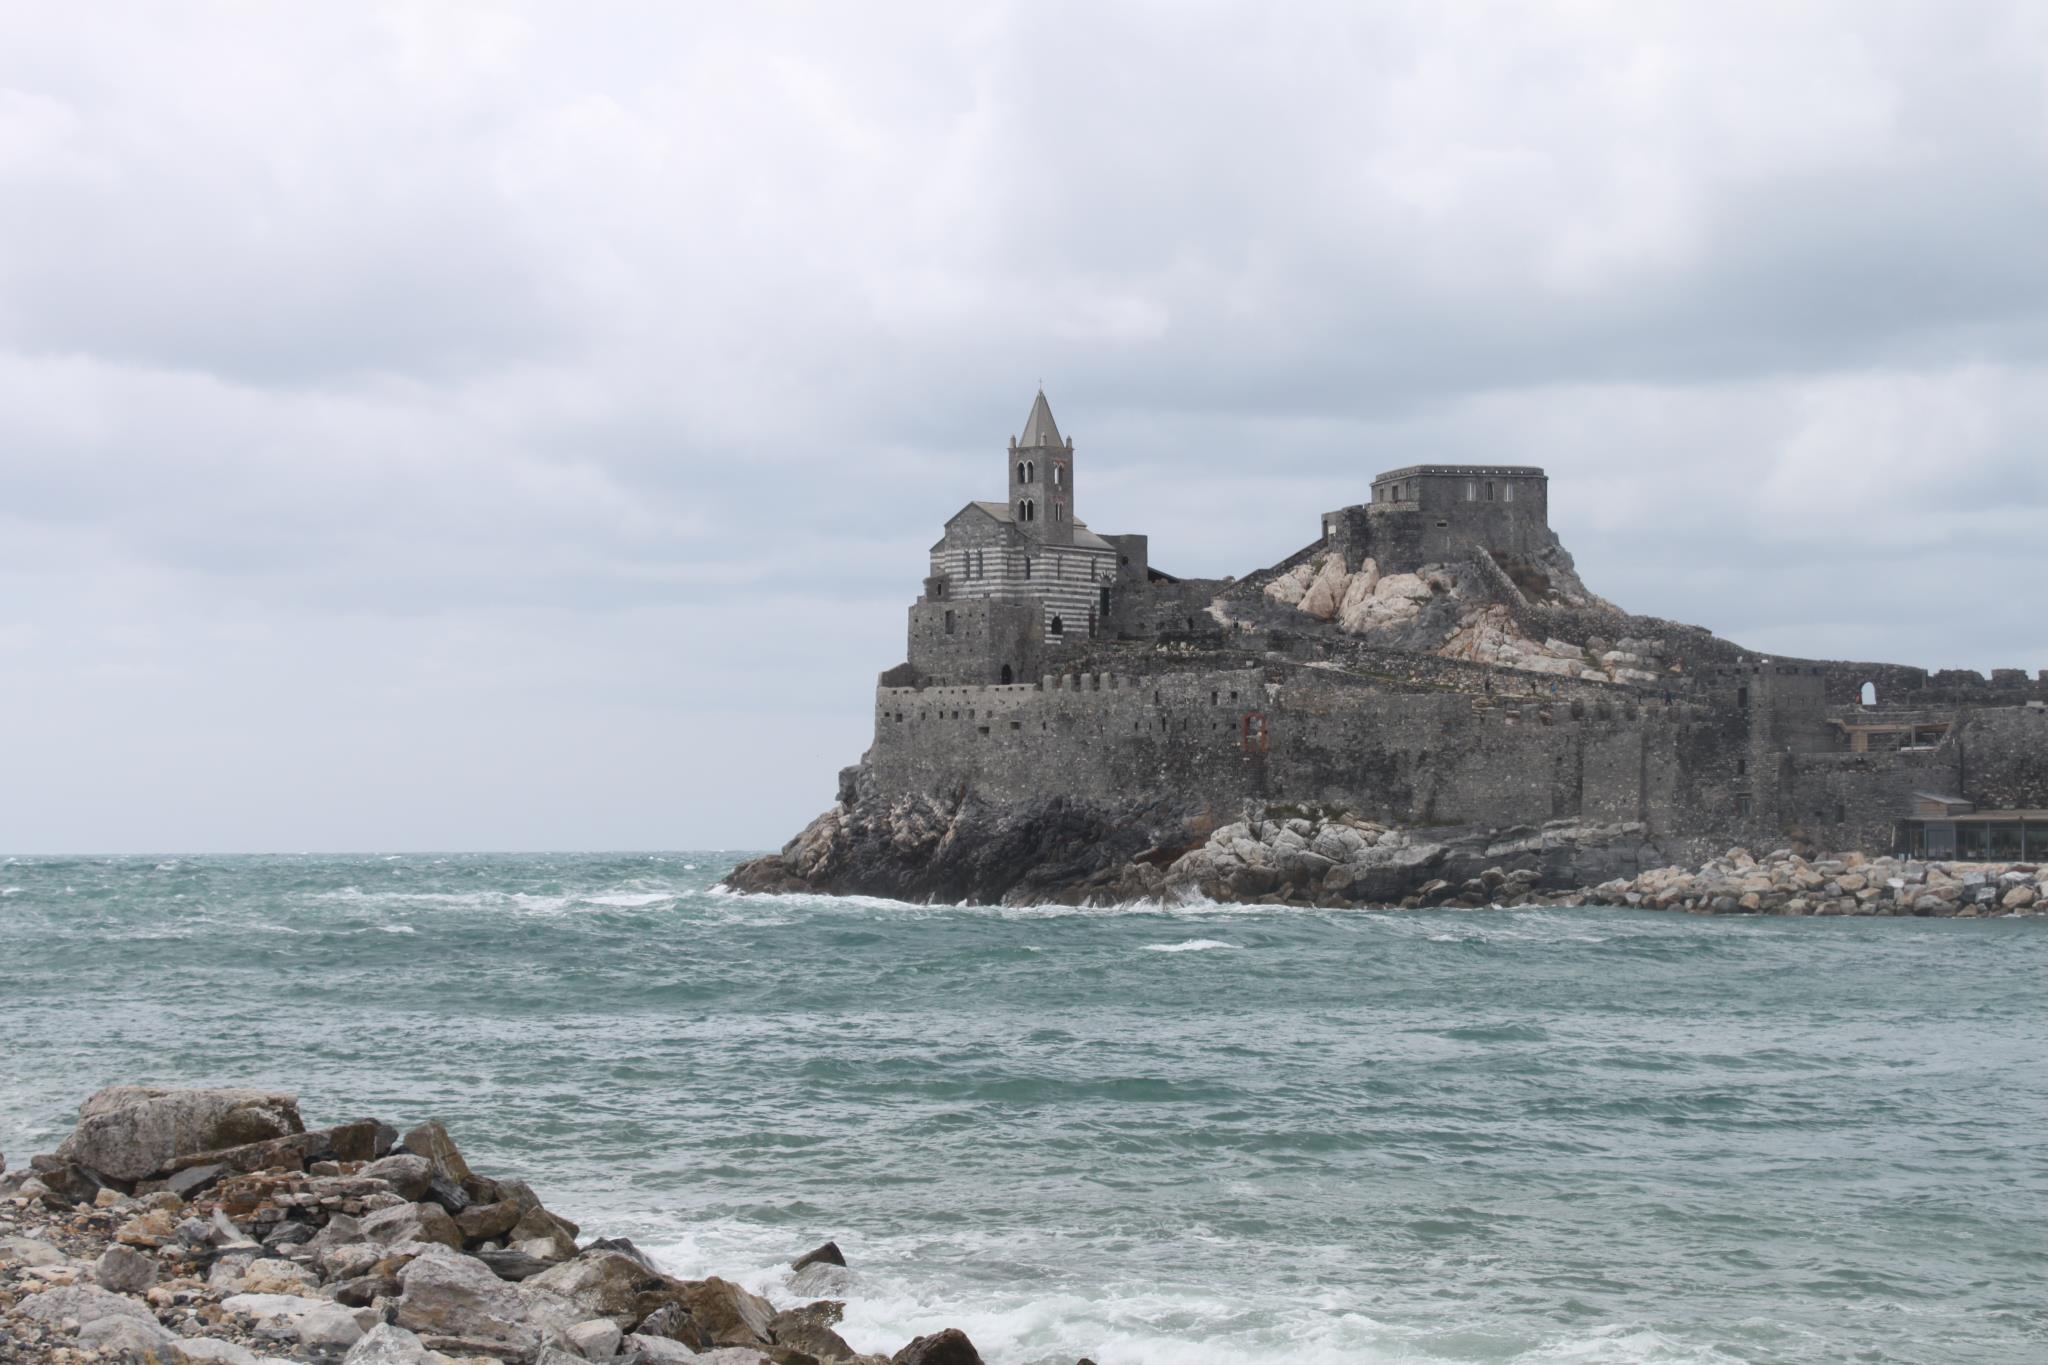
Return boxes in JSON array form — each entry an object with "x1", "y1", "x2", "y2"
[
  {"x1": 523, "y1": 1250, "x2": 671, "y2": 1327},
  {"x1": 772, "y1": 1302, "x2": 858, "y2": 1362},
  {"x1": 394, "y1": 1247, "x2": 549, "y2": 1358},
  {"x1": 891, "y1": 1329, "x2": 984, "y2": 1365},
  {"x1": 56, "y1": 1086, "x2": 302, "y2": 1182},
  {"x1": 360, "y1": 1200, "x2": 464, "y2": 1251},
  {"x1": 20, "y1": 1283, "x2": 161, "y2": 1328},
  {"x1": 660, "y1": 1277, "x2": 777, "y2": 1349},
  {"x1": 74, "y1": 1315, "x2": 185, "y2": 1363}
]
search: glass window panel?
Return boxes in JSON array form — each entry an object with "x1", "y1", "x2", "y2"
[
  {"x1": 1952, "y1": 823, "x2": 1987, "y2": 860},
  {"x1": 1989, "y1": 824, "x2": 2024, "y2": 861}
]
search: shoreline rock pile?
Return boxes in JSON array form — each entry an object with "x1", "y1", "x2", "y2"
[
  {"x1": 1576, "y1": 847, "x2": 2048, "y2": 917},
  {"x1": 1, "y1": 1088, "x2": 1030, "y2": 1365}
]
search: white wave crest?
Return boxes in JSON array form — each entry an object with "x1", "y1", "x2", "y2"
[{"x1": 1143, "y1": 939, "x2": 1234, "y2": 953}]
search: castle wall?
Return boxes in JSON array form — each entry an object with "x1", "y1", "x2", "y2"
[
  {"x1": 868, "y1": 668, "x2": 1770, "y2": 839},
  {"x1": 908, "y1": 598, "x2": 1044, "y2": 686}
]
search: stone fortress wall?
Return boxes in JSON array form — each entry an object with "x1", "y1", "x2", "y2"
[{"x1": 871, "y1": 395, "x2": 2048, "y2": 857}]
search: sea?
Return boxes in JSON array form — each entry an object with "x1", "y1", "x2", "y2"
[{"x1": 1, "y1": 853, "x2": 2043, "y2": 1365}]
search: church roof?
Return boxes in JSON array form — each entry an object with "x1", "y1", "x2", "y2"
[{"x1": 1017, "y1": 390, "x2": 1063, "y2": 448}]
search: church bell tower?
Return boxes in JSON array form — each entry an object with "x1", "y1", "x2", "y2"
[{"x1": 1008, "y1": 389, "x2": 1075, "y2": 547}]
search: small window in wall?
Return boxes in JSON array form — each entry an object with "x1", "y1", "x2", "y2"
[
  {"x1": 1835, "y1": 803, "x2": 1848, "y2": 825},
  {"x1": 1050, "y1": 615, "x2": 1064, "y2": 636},
  {"x1": 1860, "y1": 681, "x2": 1877, "y2": 707},
  {"x1": 944, "y1": 610, "x2": 955, "y2": 635},
  {"x1": 1466, "y1": 481, "x2": 1477, "y2": 501},
  {"x1": 1736, "y1": 758, "x2": 1747, "y2": 776},
  {"x1": 1737, "y1": 687, "x2": 1749, "y2": 709},
  {"x1": 1503, "y1": 482, "x2": 1514, "y2": 502},
  {"x1": 1053, "y1": 465, "x2": 1064, "y2": 488},
  {"x1": 1024, "y1": 558, "x2": 1032, "y2": 580},
  {"x1": 1000, "y1": 664, "x2": 1013, "y2": 684},
  {"x1": 1016, "y1": 462, "x2": 1025, "y2": 484},
  {"x1": 1736, "y1": 793, "x2": 1752, "y2": 817},
  {"x1": 1486, "y1": 481, "x2": 1496, "y2": 501},
  {"x1": 1087, "y1": 607, "x2": 1096, "y2": 636}
]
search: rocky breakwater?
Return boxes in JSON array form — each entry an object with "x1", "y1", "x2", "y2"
[
  {"x1": 0, "y1": 1087, "x2": 1037, "y2": 1365},
  {"x1": 1578, "y1": 847, "x2": 2048, "y2": 917}
]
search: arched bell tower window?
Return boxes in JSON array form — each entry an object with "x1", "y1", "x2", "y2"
[
  {"x1": 1053, "y1": 464, "x2": 1064, "y2": 488},
  {"x1": 1016, "y1": 462, "x2": 1025, "y2": 484},
  {"x1": 1050, "y1": 614, "x2": 1064, "y2": 636}
]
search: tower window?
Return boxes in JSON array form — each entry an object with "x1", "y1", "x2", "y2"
[
  {"x1": 1053, "y1": 464, "x2": 1064, "y2": 488},
  {"x1": 1050, "y1": 615, "x2": 1064, "y2": 636},
  {"x1": 1016, "y1": 462, "x2": 1025, "y2": 484},
  {"x1": 944, "y1": 610, "x2": 955, "y2": 635},
  {"x1": 1026, "y1": 460, "x2": 1036, "y2": 483},
  {"x1": 1504, "y1": 482, "x2": 1514, "y2": 502},
  {"x1": 1466, "y1": 481, "x2": 1477, "y2": 501},
  {"x1": 1486, "y1": 481, "x2": 1496, "y2": 501},
  {"x1": 1024, "y1": 558, "x2": 1032, "y2": 580}
]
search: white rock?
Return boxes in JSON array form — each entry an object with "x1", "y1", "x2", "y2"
[
  {"x1": 567, "y1": 1318, "x2": 625, "y2": 1360},
  {"x1": 238, "y1": 1257, "x2": 318, "y2": 1295},
  {"x1": 177, "y1": 1339, "x2": 267, "y2": 1364},
  {"x1": 0, "y1": 1235, "x2": 68, "y2": 1267},
  {"x1": 20, "y1": 1282, "x2": 160, "y2": 1327},
  {"x1": 343, "y1": 1324, "x2": 437, "y2": 1365},
  {"x1": 296, "y1": 1303, "x2": 367, "y2": 1352},
  {"x1": 621, "y1": 1337, "x2": 700, "y2": 1364},
  {"x1": 75, "y1": 1315, "x2": 181, "y2": 1361}
]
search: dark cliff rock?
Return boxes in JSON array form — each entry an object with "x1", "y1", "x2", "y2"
[
  {"x1": 724, "y1": 765, "x2": 1674, "y2": 910},
  {"x1": 725, "y1": 785, "x2": 1194, "y2": 905}
]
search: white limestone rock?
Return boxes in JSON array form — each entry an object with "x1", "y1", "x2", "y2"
[{"x1": 56, "y1": 1086, "x2": 301, "y2": 1182}]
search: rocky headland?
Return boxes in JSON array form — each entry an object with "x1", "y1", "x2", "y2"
[
  {"x1": 0, "y1": 1087, "x2": 1054, "y2": 1365},
  {"x1": 725, "y1": 795, "x2": 2046, "y2": 919}
]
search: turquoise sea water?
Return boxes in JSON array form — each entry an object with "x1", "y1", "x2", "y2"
[{"x1": 1, "y1": 853, "x2": 2043, "y2": 1364}]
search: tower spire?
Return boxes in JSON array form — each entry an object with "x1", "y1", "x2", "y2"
[{"x1": 1018, "y1": 389, "x2": 1063, "y2": 449}]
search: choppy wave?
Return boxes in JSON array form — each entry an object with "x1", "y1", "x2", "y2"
[{"x1": 0, "y1": 851, "x2": 2041, "y2": 1364}]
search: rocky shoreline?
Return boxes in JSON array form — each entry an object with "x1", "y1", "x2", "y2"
[
  {"x1": 725, "y1": 793, "x2": 2046, "y2": 919},
  {"x1": 0, "y1": 1088, "x2": 1055, "y2": 1365}
]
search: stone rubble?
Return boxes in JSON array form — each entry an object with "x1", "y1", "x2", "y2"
[
  {"x1": 2, "y1": 1088, "x2": 1079, "y2": 1365},
  {"x1": 1576, "y1": 848, "x2": 2048, "y2": 918}
]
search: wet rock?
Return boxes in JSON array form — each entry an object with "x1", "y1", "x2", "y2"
[
  {"x1": 635, "y1": 1302, "x2": 713, "y2": 1351},
  {"x1": 771, "y1": 1302, "x2": 857, "y2": 1362},
  {"x1": 890, "y1": 1328, "x2": 984, "y2": 1365},
  {"x1": 524, "y1": 1250, "x2": 669, "y2": 1327},
  {"x1": 791, "y1": 1241, "x2": 846, "y2": 1272},
  {"x1": 423, "y1": 1175, "x2": 471, "y2": 1215},
  {"x1": 94, "y1": 1242, "x2": 159, "y2": 1294},
  {"x1": 57, "y1": 1086, "x2": 302, "y2": 1182},
  {"x1": 662, "y1": 1277, "x2": 776, "y2": 1349}
]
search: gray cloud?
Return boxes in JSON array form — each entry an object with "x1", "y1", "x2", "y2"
[{"x1": 1, "y1": 2, "x2": 2044, "y2": 851}]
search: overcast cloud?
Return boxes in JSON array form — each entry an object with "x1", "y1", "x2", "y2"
[{"x1": 3, "y1": 2, "x2": 2045, "y2": 853}]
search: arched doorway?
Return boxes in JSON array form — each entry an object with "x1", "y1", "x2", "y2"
[
  {"x1": 1861, "y1": 680, "x2": 1877, "y2": 707},
  {"x1": 1000, "y1": 664, "x2": 1014, "y2": 685}
]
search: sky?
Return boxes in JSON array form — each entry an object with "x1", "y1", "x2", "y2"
[{"x1": 3, "y1": 2, "x2": 2046, "y2": 853}]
